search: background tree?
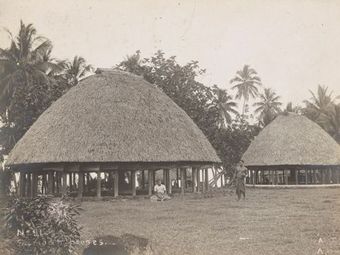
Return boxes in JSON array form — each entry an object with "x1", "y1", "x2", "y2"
[
  {"x1": 211, "y1": 85, "x2": 238, "y2": 129},
  {"x1": 117, "y1": 50, "x2": 144, "y2": 75},
  {"x1": 303, "y1": 85, "x2": 340, "y2": 143},
  {"x1": 284, "y1": 102, "x2": 302, "y2": 114},
  {"x1": 0, "y1": 21, "x2": 57, "y2": 155},
  {"x1": 0, "y1": 22, "x2": 93, "y2": 195},
  {"x1": 253, "y1": 88, "x2": 282, "y2": 126},
  {"x1": 325, "y1": 103, "x2": 340, "y2": 142},
  {"x1": 118, "y1": 51, "x2": 260, "y2": 173},
  {"x1": 63, "y1": 56, "x2": 93, "y2": 87},
  {"x1": 230, "y1": 65, "x2": 262, "y2": 116},
  {"x1": 303, "y1": 85, "x2": 336, "y2": 122}
]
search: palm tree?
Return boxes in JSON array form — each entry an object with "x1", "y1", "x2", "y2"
[
  {"x1": 326, "y1": 104, "x2": 340, "y2": 143},
  {"x1": 0, "y1": 21, "x2": 56, "y2": 116},
  {"x1": 253, "y1": 88, "x2": 282, "y2": 126},
  {"x1": 303, "y1": 85, "x2": 340, "y2": 142},
  {"x1": 212, "y1": 85, "x2": 238, "y2": 128},
  {"x1": 230, "y1": 65, "x2": 262, "y2": 116},
  {"x1": 303, "y1": 85, "x2": 337, "y2": 122},
  {"x1": 117, "y1": 50, "x2": 144, "y2": 75},
  {"x1": 63, "y1": 56, "x2": 93, "y2": 87}
]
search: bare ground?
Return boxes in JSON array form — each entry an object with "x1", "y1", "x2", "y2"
[{"x1": 78, "y1": 187, "x2": 340, "y2": 255}]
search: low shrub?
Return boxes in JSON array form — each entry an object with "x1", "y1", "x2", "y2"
[{"x1": 4, "y1": 195, "x2": 81, "y2": 255}]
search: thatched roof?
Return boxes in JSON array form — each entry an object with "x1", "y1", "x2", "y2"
[
  {"x1": 242, "y1": 113, "x2": 340, "y2": 168},
  {"x1": 7, "y1": 70, "x2": 220, "y2": 167}
]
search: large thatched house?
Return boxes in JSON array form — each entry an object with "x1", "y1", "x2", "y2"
[
  {"x1": 242, "y1": 113, "x2": 340, "y2": 185},
  {"x1": 6, "y1": 69, "x2": 220, "y2": 197}
]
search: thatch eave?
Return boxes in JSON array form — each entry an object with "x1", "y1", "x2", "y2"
[
  {"x1": 7, "y1": 160, "x2": 220, "y2": 172},
  {"x1": 245, "y1": 164, "x2": 340, "y2": 170}
]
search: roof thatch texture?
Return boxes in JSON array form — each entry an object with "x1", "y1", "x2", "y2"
[
  {"x1": 242, "y1": 113, "x2": 340, "y2": 167},
  {"x1": 7, "y1": 70, "x2": 220, "y2": 167}
]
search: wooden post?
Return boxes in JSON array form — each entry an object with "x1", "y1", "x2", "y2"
[
  {"x1": 202, "y1": 168, "x2": 206, "y2": 193},
  {"x1": 96, "y1": 171, "x2": 101, "y2": 198},
  {"x1": 85, "y1": 173, "x2": 90, "y2": 192},
  {"x1": 148, "y1": 170, "x2": 153, "y2": 196},
  {"x1": 131, "y1": 170, "x2": 136, "y2": 197},
  {"x1": 192, "y1": 168, "x2": 196, "y2": 192},
  {"x1": 166, "y1": 169, "x2": 172, "y2": 194},
  {"x1": 72, "y1": 173, "x2": 76, "y2": 189},
  {"x1": 68, "y1": 173, "x2": 72, "y2": 192},
  {"x1": 23, "y1": 173, "x2": 27, "y2": 197},
  {"x1": 42, "y1": 174, "x2": 47, "y2": 194},
  {"x1": 321, "y1": 170, "x2": 325, "y2": 184},
  {"x1": 141, "y1": 170, "x2": 145, "y2": 189},
  {"x1": 18, "y1": 172, "x2": 25, "y2": 197},
  {"x1": 295, "y1": 170, "x2": 299, "y2": 185},
  {"x1": 196, "y1": 168, "x2": 201, "y2": 192},
  {"x1": 26, "y1": 173, "x2": 31, "y2": 197},
  {"x1": 78, "y1": 172, "x2": 84, "y2": 198},
  {"x1": 305, "y1": 170, "x2": 308, "y2": 184},
  {"x1": 284, "y1": 170, "x2": 288, "y2": 185},
  {"x1": 48, "y1": 172, "x2": 53, "y2": 194},
  {"x1": 152, "y1": 170, "x2": 156, "y2": 188},
  {"x1": 163, "y1": 169, "x2": 167, "y2": 187},
  {"x1": 31, "y1": 172, "x2": 38, "y2": 197},
  {"x1": 57, "y1": 172, "x2": 62, "y2": 194},
  {"x1": 62, "y1": 171, "x2": 67, "y2": 195},
  {"x1": 176, "y1": 169, "x2": 179, "y2": 188},
  {"x1": 113, "y1": 170, "x2": 119, "y2": 197},
  {"x1": 183, "y1": 169, "x2": 187, "y2": 189},
  {"x1": 29, "y1": 173, "x2": 34, "y2": 197},
  {"x1": 180, "y1": 168, "x2": 185, "y2": 195},
  {"x1": 205, "y1": 168, "x2": 210, "y2": 192}
]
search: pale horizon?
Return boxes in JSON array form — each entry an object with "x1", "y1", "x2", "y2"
[{"x1": 1, "y1": 0, "x2": 340, "y2": 107}]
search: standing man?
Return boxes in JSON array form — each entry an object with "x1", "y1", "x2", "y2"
[{"x1": 233, "y1": 160, "x2": 248, "y2": 200}]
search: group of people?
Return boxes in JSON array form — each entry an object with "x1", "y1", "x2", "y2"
[{"x1": 150, "y1": 160, "x2": 248, "y2": 202}]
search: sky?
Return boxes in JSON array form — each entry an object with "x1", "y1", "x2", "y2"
[{"x1": 1, "y1": 0, "x2": 340, "y2": 107}]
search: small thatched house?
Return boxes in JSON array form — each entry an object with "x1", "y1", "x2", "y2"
[
  {"x1": 7, "y1": 69, "x2": 220, "y2": 197},
  {"x1": 242, "y1": 113, "x2": 340, "y2": 185}
]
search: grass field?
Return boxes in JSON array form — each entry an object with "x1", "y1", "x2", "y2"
[{"x1": 78, "y1": 187, "x2": 340, "y2": 255}]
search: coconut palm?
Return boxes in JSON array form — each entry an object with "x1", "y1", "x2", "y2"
[
  {"x1": 230, "y1": 65, "x2": 262, "y2": 116},
  {"x1": 253, "y1": 88, "x2": 282, "y2": 126},
  {"x1": 0, "y1": 21, "x2": 58, "y2": 115},
  {"x1": 117, "y1": 50, "x2": 144, "y2": 75},
  {"x1": 63, "y1": 56, "x2": 93, "y2": 87},
  {"x1": 303, "y1": 85, "x2": 337, "y2": 121},
  {"x1": 212, "y1": 85, "x2": 238, "y2": 128},
  {"x1": 325, "y1": 104, "x2": 340, "y2": 143},
  {"x1": 303, "y1": 85, "x2": 340, "y2": 142}
]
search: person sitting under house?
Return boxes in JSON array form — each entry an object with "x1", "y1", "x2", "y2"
[{"x1": 150, "y1": 180, "x2": 171, "y2": 201}]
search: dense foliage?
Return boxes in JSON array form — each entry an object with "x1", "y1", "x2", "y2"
[
  {"x1": 4, "y1": 196, "x2": 81, "y2": 255},
  {"x1": 0, "y1": 21, "x2": 92, "y2": 158},
  {"x1": 0, "y1": 22, "x2": 92, "y2": 194},
  {"x1": 118, "y1": 50, "x2": 260, "y2": 171}
]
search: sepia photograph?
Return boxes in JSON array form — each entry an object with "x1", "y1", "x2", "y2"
[{"x1": 0, "y1": 0, "x2": 340, "y2": 254}]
